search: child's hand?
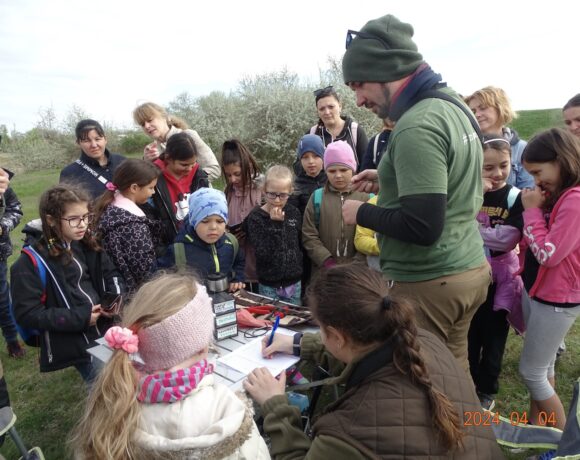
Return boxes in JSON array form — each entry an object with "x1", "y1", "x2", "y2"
[
  {"x1": 482, "y1": 177, "x2": 494, "y2": 193},
  {"x1": 143, "y1": 142, "x2": 159, "y2": 161},
  {"x1": 90, "y1": 305, "x2": 102, "y2": 326},
  {"x1": 269, "y1": 206, "x2": 285, "y2": 221},
  {"x1": 521, "y1": 187, "x2": 546, "y2": 209},
  {"x1": 243, "y1": 367, "x2": 287, "y2": 406},
  {"x1": 229, "y1": 282, "x2": 245, "y2": 292}
]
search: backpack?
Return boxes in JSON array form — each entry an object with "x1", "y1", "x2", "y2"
[
  {"x1": 10, "y1": 246, "x2": 46, "y2": 347},
  {"x1": 313, "y1": 188, "x2": 374, "y2": 228},
  {"x1": 173, "y1": 232, "x2": 239, "y2": 269}
]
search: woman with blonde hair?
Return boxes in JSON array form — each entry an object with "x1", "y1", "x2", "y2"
[
  {"x1": 465, "y1": 86, "x2": 535, "y2": 189},
  {"x1": 70, "y1": 272, "x2": 269, "y2": 459},
  {"x1": 133, "y1": 102, "x2": 220, "y2": 182}
]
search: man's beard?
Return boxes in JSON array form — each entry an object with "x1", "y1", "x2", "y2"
[{"x1": 376, "y1": 86, "x2": 392, "y2": 119}]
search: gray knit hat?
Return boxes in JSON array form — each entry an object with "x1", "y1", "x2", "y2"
[{"x1": 342, "y1": 14, "x2": 424, "y2": 84}]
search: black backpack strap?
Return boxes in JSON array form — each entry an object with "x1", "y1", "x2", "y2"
[{"x1": 415, "y1": 90, "x2": 483, "y2": 143}]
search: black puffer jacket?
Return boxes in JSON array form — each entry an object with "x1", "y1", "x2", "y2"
[
  {"x1": 308, "y1": 116, "x2": 369, "y2": 169},
  {"x1": 288, "y1": 167, "x2": 327, "y2": 216},
  {"x1": 0, "y1": 187, "x2": 23, "y2": 261},
  {"x1": 59, "y1": 150, "x2": 126, "y2": 200},
  {"x1": 245, "y1": 204, "x2": 302, "y2": 287},
  {"x1": 10, "y1": 241, "x2": 125, "y2": 372},
  {"x1": 141, "y1": 167, "x2": 209, "y2": 248}
]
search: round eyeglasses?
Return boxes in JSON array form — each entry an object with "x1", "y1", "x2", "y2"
[
  {"x1": 265, "y1": 192, "x2": 290, "y2": 200},
  {"x1": 60, "y1": 213, "x2": 94, "y2": 228}
]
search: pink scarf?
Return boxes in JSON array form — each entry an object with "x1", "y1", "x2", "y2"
[{"x1": 137, "y1": 359, "x2": 214, "y2": 403}]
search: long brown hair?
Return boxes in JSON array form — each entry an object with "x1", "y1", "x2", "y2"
[
  {"x1": 69, "y1": 272, "x2": 201, "y2": 459},
  {"x1": 93, "y1": 159, "x2": 160, "y2": 224},
  {"x1": 522, "y1": 128, "x2": 580, "y2": 208},
  {"x1": 221, "y1": 139, "x2": 261, "y2": 202},
  {"x1": 307, "y1": 263, "x2": 464, "y2": 451},
  {"x1": 39, "y1": 184, "x2": 100, "y2": 262}
]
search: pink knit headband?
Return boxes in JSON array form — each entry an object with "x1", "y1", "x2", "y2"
[{"x1": 137, "y1": 284, "x2": 215, "y2": 373}]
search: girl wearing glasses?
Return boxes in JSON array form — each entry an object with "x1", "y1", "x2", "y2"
[
  {"x1": 308, "y1": 86, "x2": 368, "y2": 170},
  {"x1": 246, "y1": 165, "x2": 303, "y2": 305},
  {"x1": 10, "y1": 184, "x2": 125, "y2": 383}
]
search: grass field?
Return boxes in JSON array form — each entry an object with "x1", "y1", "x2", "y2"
[{"x1": 0, "y1": 110, "x2": 577, "y2": 459}]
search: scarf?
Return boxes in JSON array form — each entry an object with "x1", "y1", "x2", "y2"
[
  {"x1": 137, "y1": 359, "x2": 214, "y2": 403},
  {"x1": 388, "y1": 64, "x2": 444, "y2": 122}
]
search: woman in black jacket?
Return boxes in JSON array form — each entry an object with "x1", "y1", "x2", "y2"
[
  {"x1": 59, "y1": 119, "x2": 126, "y2": 200},
  {"x1": 307, "y1": 86, "x2": 368, "y2": 170},
  {"x1": 10, "y1": 184, "x2": 125, "y2": 382}
]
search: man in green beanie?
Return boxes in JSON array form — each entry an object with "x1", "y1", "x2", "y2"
[{"x1": 341, "y1": 14, "x2": 490, "y2": 371}]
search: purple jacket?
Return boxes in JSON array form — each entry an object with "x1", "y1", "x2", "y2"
[
  {"x1": 521, "y1": 186, "x2": 580, "y2": 304},
  {"x1": 478, "y1": 211, "x2": 524, "y2": 333}
]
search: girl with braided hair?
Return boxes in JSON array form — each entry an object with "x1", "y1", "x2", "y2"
[
  {"x1": 10, "y1": 184, "x2": 125, "y2": 382},
  {"x1": 244, "y1": 263, "x2": 503, "y2": 459}
]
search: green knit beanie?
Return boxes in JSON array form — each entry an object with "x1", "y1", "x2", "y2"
[{"x1": 342, "y1": 14, "x2": 424, "y2": 83}]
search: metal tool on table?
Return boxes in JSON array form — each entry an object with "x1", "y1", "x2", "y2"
[{"x1": 206, "y1": 273, "x2": 238, "y2": 340}]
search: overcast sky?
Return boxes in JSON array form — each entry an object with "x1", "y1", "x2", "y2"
[{"x1": 0, "y1": 0, "x2": 576, "y2": 133}]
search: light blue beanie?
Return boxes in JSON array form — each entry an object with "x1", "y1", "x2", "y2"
[{"x1": 188, "y1": 188, "x2": 228, "y2": 229}]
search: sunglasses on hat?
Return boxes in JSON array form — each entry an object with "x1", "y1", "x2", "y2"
[{"x1": 345, "y1": 29, "x2": 391, "y2": 50}]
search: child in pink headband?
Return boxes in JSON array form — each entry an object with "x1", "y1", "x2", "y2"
[{"x1": 71, "y1": 272, "x2": 269, "y2": 459}]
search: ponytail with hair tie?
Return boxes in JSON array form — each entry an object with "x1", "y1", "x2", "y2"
[
  {"x1": 382, "y1": 296, "x2": 392, "y2": 311},
  {"x1": 105, "y1": 182, "x2": 117, "y2": 192}
]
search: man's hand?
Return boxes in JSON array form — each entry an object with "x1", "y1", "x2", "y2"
[
  {"x1": 351, "y1": 169, "x2": 379, "y2": 193},
  {"x1": 342, "y1": 199, "x2": 364, "y2": 225}
]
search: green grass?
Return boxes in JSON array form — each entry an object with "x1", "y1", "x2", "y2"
[
  {"x1": 510, "y1": 108, "x2": 564, "y2": 140},
  {"x1": 1, "y1": 110, "x2": 577, "y2": 459},
  {"x1": 1, "y1": 168, "x2": 85, "y2": 460}
]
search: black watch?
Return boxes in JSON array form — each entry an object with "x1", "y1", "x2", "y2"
[{"x1": 293, "y1": 332, "x2": 303, "y2": 357}]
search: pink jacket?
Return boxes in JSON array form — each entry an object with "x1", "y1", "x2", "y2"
[
  {"x1": 227, "y1": 179, "x2": 263, "y2": 282},
  {"x1": 522, "y1": 186, "x2": 580, "y2": 304}
]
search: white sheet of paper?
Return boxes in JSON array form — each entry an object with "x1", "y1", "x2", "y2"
[{"x1": 217, "y1": 327, "x2": 299, "y2": 377}]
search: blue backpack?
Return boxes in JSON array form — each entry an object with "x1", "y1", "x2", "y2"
[{"x1": 10, "y1": 246, "x2": 46, "y2": 347}]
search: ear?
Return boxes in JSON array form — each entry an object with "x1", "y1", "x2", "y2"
[
  {"x1": 128, "y1": 183, "x2": 140, "y2": 194},
  {"x1": 45, "y1": 214, "x2": 56, "y2": 227},
  {"x1": 325, "y1": 325, "x2": 347, "y2": 349}
]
